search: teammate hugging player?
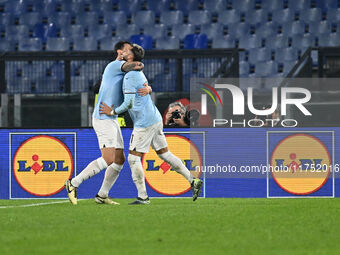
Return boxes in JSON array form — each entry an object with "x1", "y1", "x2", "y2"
[
  {"x1": 65, "y1": 41, "x2": 151, "y2": 205},
  {"x1": 100, "y1": 44, "x2": 203, "y2": 204}
]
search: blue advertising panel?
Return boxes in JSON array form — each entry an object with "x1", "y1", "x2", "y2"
[{"x1": 0, "y1": 127, "x2": 339, "y2": 199}]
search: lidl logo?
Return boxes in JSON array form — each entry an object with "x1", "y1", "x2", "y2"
[
  {"x1": 12, "y1": 135, "x2": 74, "y2": 196},
  {"x1": 142, "y1": 135, "x2": 202, "y2": 196},
  {"x1": 270, "y1": 134, "x2": 331, "y2": 195}
]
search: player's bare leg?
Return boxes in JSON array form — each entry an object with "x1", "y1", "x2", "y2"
[
  {"x1": 96, "y1": 148, "x2": 125, "y2": 205},
  {"x1": 156, "y1": 147, "x2": 202, "y2": 201},
  {"x1": 128, "y1": 150, "x2": 150, "y2": 205}
]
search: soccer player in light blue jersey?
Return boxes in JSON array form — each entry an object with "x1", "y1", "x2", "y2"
[
  {"x1": 101, "y1": 44, "x2": 203, "y2": 204},
  {"x1": 65, "y1": 41, "x2": 151, "y2": 205}
]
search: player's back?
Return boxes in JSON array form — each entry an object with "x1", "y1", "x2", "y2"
[
  {"x1": 123, "y1": 71, "x2": 162, "y2": 128},
  {"x1": 93, "y1": 60, "x2": 125, "y2": 120}
]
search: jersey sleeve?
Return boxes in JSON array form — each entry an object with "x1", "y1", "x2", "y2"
[
  {"x1": 115, "y1": 93, "x2": 136, "y2": 114},
  {"x1": 106, "y1": 60, "x2": 125, "y2": 76},
  {"x1": 123, "y1": 72, "x2": 138, "y2": 94}
]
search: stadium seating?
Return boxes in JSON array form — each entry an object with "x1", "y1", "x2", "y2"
[
  {"x1": 46, "y1": 37, "x2": 70, "y2": 51},
  {"x1": 0, "y1": 13, "x2": 15, "y2": 26},
  {"x1": 184, "y1": 34, "x2": 208, "y2": 49},
  {"x1": 272, "y1": 9, "x2": 296, "y2": 23},
  {"x1": 60, "y1": 25, "x2": 85, "y2": 40},
  {"x1": 265, "y1": 34, "x2": 290, "y2": 49},
  {"x1": 5, "y1": 25, "x2": 29, "y2": 41},
  {"x1": 171, "y1": 24, "x2": 195, "y2": 40},
  {"x1": 254, "y1": 61, "x2": 278, "y2": 77},
  {"x1": 143, "y1": 59, "x2": 166, "y2": 80},
  {"x1": 188, "y1": 10, "x2": 211, "y2": 25},
  {"x1": 152, "y1": 73, "x2": 176, "y2": 92},
  {"x1": 156, "y1": 37, "x2": 179, "y2": 49},
  {"x1": 248, "y1": 48, "x2": 272, "y2": 64},
  {"x1": 204, "y1": 0, "x2": 227, "y2": 14},
  {"x1": 245, "y1": 9, "x2": 269, "y2": 25},
  {"x1": 255, "y1": 21, "x2": 279, "y2": 38},
  {"x1": 130, "y1": 34, "x2": 153, "y2": 50},
  {"x1": 287, "y1": 0, "x2": 312, "y2": 11},
  {"x1": 71, "y1": 76, "x2": 88, "y2": 92},
  {"x1": 35, "y1": 78, "x2": 62, "y2": 93},
  {"x1": 197, "y1": 59, "x2": 221, "y2": 77},
  {"x1": 275, "y1": 47, "x2": 299, "y2": 62},
  {"x1": 115, "y1": 24, "x2": 140, "y2": 38},
  {"x1": 7, "y1": 77, "x2": 32, "y2": 93},
  {"x1": 103, "y1": 11, "x2": 127, "y2": 26},
  {"x1": 132, "y1": 10, "x2": 155, "y2": 26},
  {"x1": 174, "y1": 0, "x2": 199, "y2": 15},
  {"x1": 326, "y1": 9, "x2": 340, "y2": 23},
  {"x1": 145, "y1": 0, "x2": 172, "y2": 15},
  {"x1": 227, "y1": 23, "x2": 250, "y2": 38},
  {"x1": 19, "y1": 12, "x2": 41, "y2": 27},
  {"x1": 299, "y1": 8, "x2": 322, "y2": 23},
  {"x1": 43, "y1": 0, "x2": 57, "y2": 16},
  {"x1": 283, "y1": 61, "x2": 298, "y2": 75},
  {"x1": 0, "y1": 40, "x2": 15, "y2": 51},
  {"x1": 48, "y1": 12, "x2": 72, "y2": 28},
  {"x1": 318, "y1": 33, "x2": 340, "y2": 47},
  {"x1": 212, "y1": 36, "x2": 235, "y2": 48},
  {"x1": 291, "y1": 34, "x2": 317, "y2": 49},
  {"x1": 260, "y1": 0, "x2": 284, "y2": 11},
  {"x1": 282, "y1": 21, "x2": 306, "y2": 36},
  {"x1": 2, "y1": 0, "x2": 340, "y2": 90},
  {"x1": 218, "y1": 10, "x2": 241, "y2": 25},
  {"x1": 308, "y1": 21, "x2": 332, "y2": 35},
  {"x1": 118, "y1": 0, "x2": 143, "y2": 15},
  {"x1": 160, "y1": 11, "x2": 184, "y2": 26},
  {"x1": 99, "y1": 36, "x2": 122, "y2": 50},
  {"x1": 73, "y1": 37, "x2": 98, "y2": 51},
  {"x1": 200, "y1": 23, "x2": 223, "y2": 39},
  {"x1": 18, "y1": 38, "x2": 42, "y2": 51},
  {"x1": 33, "y1": 23, "x2": 57, "y2": 43},
  {"x1": 88, "y1": 24, "x2": 112, "y2": 40},
  {"x1": 143, "y1": 24, "x2": 167, "y2": 39},
  {"x1": 21, "y1": 62, "x2": 43, "y2": 79},
  {"x1": 238, "y1": 35, "x2": 262, "y2": 49},
  {"x1": 76, "y1": 11, "x2": 100, "y2": 27},
  {"x1": 317, "y1": 0, "x2": 339, "y2": 11},
  {"x1": 239, "y1": 61, "x2": 250, "y2": 77},
  {"x1": 232, "y1": 0, "x2": 255, "y2": 12}
]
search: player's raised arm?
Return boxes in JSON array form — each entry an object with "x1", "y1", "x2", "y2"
[{"x1": 121, "y1": 61, "x2": 144, "y2": 72}]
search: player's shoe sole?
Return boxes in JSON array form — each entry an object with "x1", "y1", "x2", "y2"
[
  {"x1": 65, "y1": 179, "x2": 77, "y2": 205},
  {"x1": 192, "y1": 178, "x2": 203, "y2": 201},
  {"x1": 94, "y1": 195, "x2": 120, "y2": 205},
  {"x1": 129, "y1": 197, "x2": 150, "y2": 205}
]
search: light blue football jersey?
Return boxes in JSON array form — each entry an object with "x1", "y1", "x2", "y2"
[
  {"x1": 93, "y1": 60, "x2": 125, "y2": 120},
  {"x1": 122, "y1": 71, "x2": 162, "y2": 128}
]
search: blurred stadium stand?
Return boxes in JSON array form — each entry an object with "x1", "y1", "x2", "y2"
[{"x1": 0, "y1": 0, "x2": 339, "y2": 97}]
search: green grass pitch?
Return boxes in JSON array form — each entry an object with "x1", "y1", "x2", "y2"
[{"x1": 0, "y1": 198, "x2": 340, "y2": 255}]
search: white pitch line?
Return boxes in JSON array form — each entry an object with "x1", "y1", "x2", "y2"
[{"x1": 0, "y1": 200, "x2": 84, "y2": 209}]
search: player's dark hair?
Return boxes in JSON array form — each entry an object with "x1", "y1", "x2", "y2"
[
  {"x1": 131, "y1": 44, "x2": 145, "y2": 61},
  {"x1": 113, "y1": 41, "x2": 131, "y2": 58}
]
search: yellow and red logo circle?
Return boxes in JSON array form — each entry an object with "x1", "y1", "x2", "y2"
[
  {"x1": 13, "y1": 135, "x2": 74, "y2": 196},
  {"x1": 142, "y1": 135, "x2": 202, "y2": 196},
  {"x1": 270, "y1": 134, "x2": 331, "y2": 195}
]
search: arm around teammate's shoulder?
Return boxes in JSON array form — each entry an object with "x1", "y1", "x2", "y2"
[{"x1": 122, "y1": 61, "x2": 144, "y2": 72}]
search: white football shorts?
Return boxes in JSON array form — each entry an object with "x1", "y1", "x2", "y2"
[
  {"x1": 92, "y1": 117, "x2": 124, "y2": 149},
  {"x1": 129, "y1": 121, "x2": 168, "y2": 153}
]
